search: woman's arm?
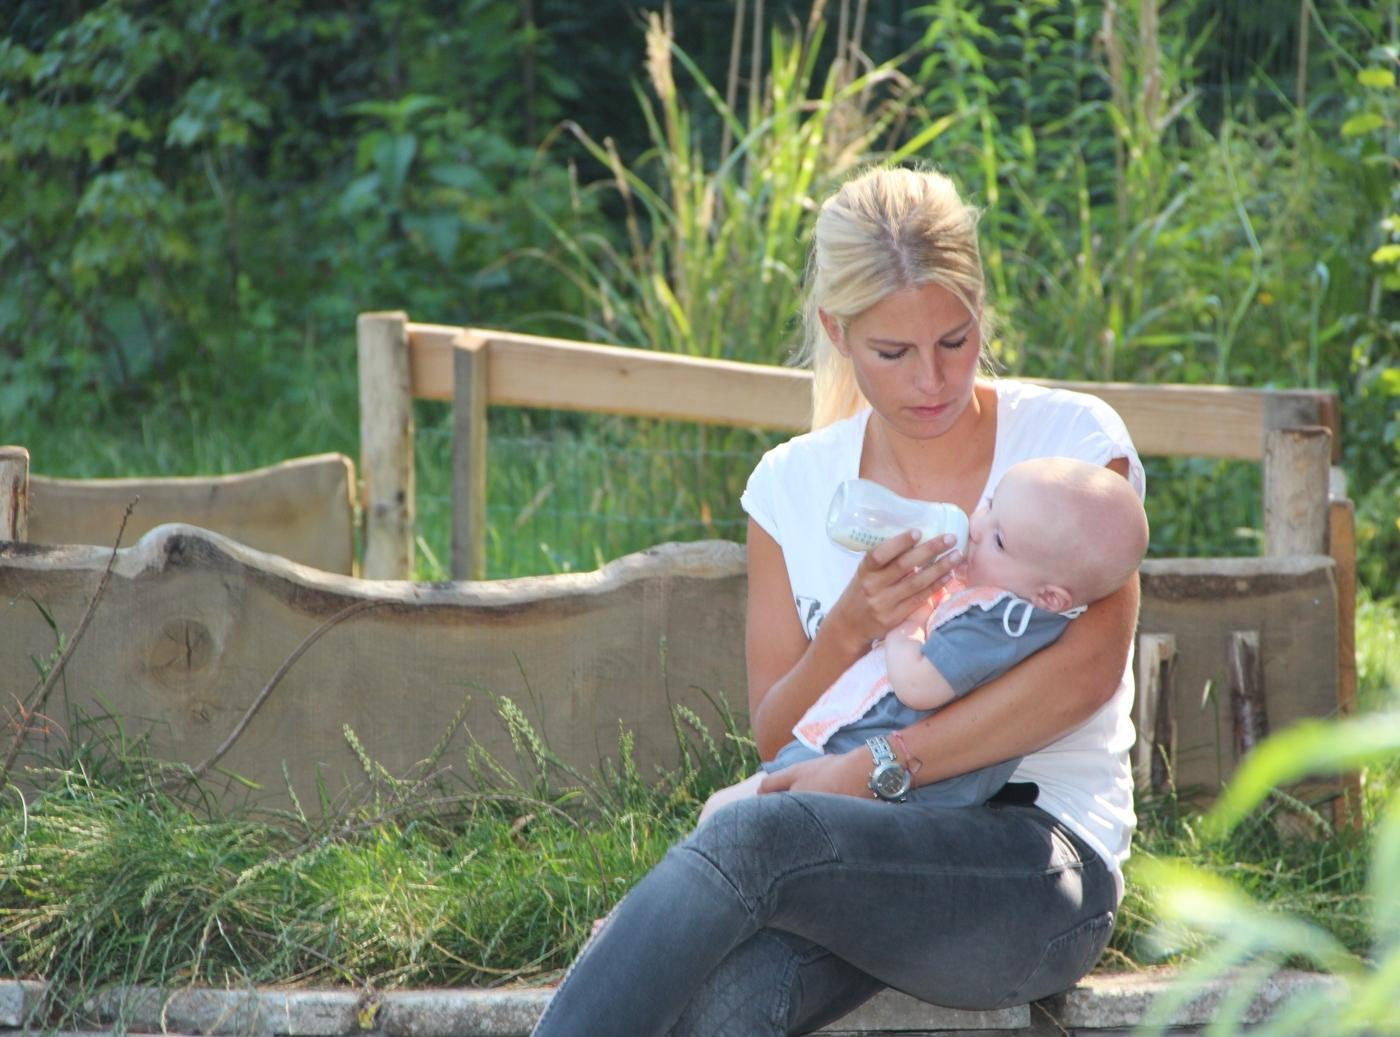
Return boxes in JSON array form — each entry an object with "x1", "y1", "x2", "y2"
[
  {"x1": 759, "y1": 573, "x2": 1138, "y2": 795},
  {"x1": 746, "y1": 519, "x2": 959, "y2": 760},
  {"x1": 759, "y1": 454, "x2": 1141, "y2": 796}
]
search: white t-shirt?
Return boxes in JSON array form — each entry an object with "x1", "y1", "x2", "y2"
[{"x1": 740, "y1": 379, "x2": 1146, "y2": 902}]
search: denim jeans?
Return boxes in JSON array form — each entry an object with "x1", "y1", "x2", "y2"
[{"x1": 530, "y1": 790, "x2": 1117, "y2": 1036}]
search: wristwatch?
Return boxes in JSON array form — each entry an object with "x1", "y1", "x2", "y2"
[{"x1": 866, "y1": 736, "x2": 912, "y2": 802}]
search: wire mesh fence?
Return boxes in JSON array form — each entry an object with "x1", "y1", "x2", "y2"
[
  {"x1": 408, "y1": 400, "x2": 1268, "y2": 581},
  {"x1": 413, "y1": 404, "x2": 787, "y2": 579}
]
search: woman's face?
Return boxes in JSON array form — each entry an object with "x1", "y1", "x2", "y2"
[{"x1": 824, "y1": 283, "x2": 982, "y2": 440}]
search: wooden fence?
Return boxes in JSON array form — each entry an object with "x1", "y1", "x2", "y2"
[
  {"x1": 355, "y1": 310, "x2": 1359, "y2": 817},
  {"x1": 356, "y1": 310, "x2": 1345, "y2": 575}
]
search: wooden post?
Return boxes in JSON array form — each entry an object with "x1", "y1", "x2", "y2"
[
  {"x1": 1134, "y1": 633, "x2": 1177, "y2": 793},
  {"x1": 1329, "y1": 491, "x2": 1362, "y2": 830},
  {"x1": 1228, "y1": 630, "x2": 1268, "y2": 762},
  {"x1": 358, "y1": 312, "x2": 415, "y2": 580},
  {"x1": 1262, "y1": 426, "x2": 1330, "y2": 557},
  {"x1": 452, "y1": 335, "x2": 490, "y2": 581},
  {"x1": 0, "y1": 445, "x2": 30, "y2": 542}
]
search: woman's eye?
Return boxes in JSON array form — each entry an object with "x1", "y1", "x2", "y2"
[
  {"x1": 940, "y1": 335, "x2": 970, "y2": 350},
  {"x1": 994, "y1": 533, "x2": 1005, "y2": 550},
  {"x1": 876, "y1": 348, "x2": 908, "y2": 361}
]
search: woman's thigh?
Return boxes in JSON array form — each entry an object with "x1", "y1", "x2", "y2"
[{"x1": 689, "y1": 791, "x2": 1117, "y2": 1011}]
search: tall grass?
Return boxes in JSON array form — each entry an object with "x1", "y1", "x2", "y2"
[{"x1": 0, "y1": 696, "x2": 759, "y2": 1027}]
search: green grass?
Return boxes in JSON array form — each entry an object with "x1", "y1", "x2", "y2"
[{"x1": 0, "y1": 697, "x2": 758, "y2": 1027}]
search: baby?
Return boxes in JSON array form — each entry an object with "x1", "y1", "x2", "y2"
[{"x1": 700, "y1": 455, "x2": 1149, "y2": 821}]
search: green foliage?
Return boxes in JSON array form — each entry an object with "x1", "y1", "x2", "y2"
[
  {"x1": 0, "y1": 0, "x2": 590, "y2": 441},
  {"x1": 1137, "y1": 711, "x2": 1400, "y2": 1035}
]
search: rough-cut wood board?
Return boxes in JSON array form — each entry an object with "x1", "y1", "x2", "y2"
[
  {"x1": 1138, "y1": 556, "x2": 1339, "y2": 801},
  {"x1": 0, "y1": 532, "x2": 1339, "y2": 815},
  {"x1": 26, "y1": 454, "x2": 356, "y2": 575},
  {"x1": 0, "y1": 527, "x2": 749, "y2": 813}
]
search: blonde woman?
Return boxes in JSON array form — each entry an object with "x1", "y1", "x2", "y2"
[{"x1": 532, "y1": 166, "x2": 1143, "y2": 1036}]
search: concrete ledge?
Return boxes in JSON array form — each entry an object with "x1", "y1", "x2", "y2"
[{"x1": 0, "y1": 970, "x2": 1337, "y2": 1036}]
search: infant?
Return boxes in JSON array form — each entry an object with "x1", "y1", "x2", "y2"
[{"x1": 700, "y1": 455, "x2": 1149, "y2": 820}]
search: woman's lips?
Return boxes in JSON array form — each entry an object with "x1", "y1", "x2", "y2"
[{"x1": 909, "y1": 403, "x2": 949, "y2": 418}]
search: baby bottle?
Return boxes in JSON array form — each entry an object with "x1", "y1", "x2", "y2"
[{"x1": 826, "y1": 479, "x2": 969, "y2": 556}]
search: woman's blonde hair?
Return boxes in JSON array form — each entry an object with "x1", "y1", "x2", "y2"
[{"x1": 795, "y1": 165, "x2": 992, "y2": 429}]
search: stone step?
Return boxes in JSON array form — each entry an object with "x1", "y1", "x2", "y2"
[{"x1": 0, "y1": 970, "x2": 1337, "y2": 1036}]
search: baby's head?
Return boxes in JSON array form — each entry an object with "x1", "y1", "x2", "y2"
[{"x1": 961, "y1": 457, "x2": 1148, "y2": 613}]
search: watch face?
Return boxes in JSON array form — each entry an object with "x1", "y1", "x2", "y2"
[{"x1": 871, "y1": 762, "x2": 911, "y2": 801}]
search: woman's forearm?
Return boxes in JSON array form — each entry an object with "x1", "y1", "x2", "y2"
[
  {"x1": 896, "y1": 574, "x2": 1139, "y2": 783},
  {"x1": 751, "y1": 618, "x2": 871, "y2": 759}
]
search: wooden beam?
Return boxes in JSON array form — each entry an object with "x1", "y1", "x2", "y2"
[
  {"x1": 1134, "y1": 633, "x2": 1177, "y2": 794},
  {"x1": 405, "y1": 324, "x2": 1335, "y2": 460},
  {"x1": 0, "y1": 445, "x2": 29, "y2": 542},
  {"x1": 358, "y1": 312, "x2": 415, "y2": 580},
  {"x1": 1329, "y1": 495, "x2": 1362, "y2": 831},
  {"x1": 452, "y1": 335, "x2": 489, "y2": 581},
  {"x1": 410, "y1": 325, "x2": 812, "y2": 430},
  {"x1": 1263, "y1": 426, "x2": 1331, "y2": 557},
  {"x1": 1228, "y1": 630, "x2": 1268, "y2": 762}
]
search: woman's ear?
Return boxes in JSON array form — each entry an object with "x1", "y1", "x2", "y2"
[
  {"x1": 1033, "y1": 584, "x2": 1073, "y2": 614},
  {"x1": 817, "y1": 308, "x2": 849, "y2": 356}
]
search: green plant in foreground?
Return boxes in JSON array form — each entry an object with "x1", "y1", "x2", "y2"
[{"x1": 1137, "y1": 711, "x2": 1400, "y2": 1036}]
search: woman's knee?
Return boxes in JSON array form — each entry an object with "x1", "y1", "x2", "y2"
[{"x1": 681, "y1": 793, "x2": 839, "y2": 908}]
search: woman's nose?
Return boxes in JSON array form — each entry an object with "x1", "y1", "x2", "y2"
[{"x1": 913, "y1": 347, "x2": 942, "y2": 393}]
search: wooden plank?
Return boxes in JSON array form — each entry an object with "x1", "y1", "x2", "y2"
[
  {"x1": 0, "y1": 445, "x2": 29, "y2": 542},
  {"x1": 28, "y1": 454, "x2": 357, "y2": 574},
  {"x1": 1228, "y1": 630, "x2": 1268, "y2": 762},
  {"x1": 405, "y1": 323, "x2": 1335, "y2": 460},
  {"x1": 1134, "y1": 633, "x2": 1177, "y2": 794},
  {"x1": 0, "y1": 527, "x2": 751, "y2": 814},
  {"x1": 451, "y1": 336, "x2": 489, "y2": 581},
  {"x1": 1263, "y1": 427, "x2": 1331, "y2": 556},
  {"x1": 1041, "y1": 380, "x2": 1329, "y2": 461},
  {"x1": 358, "y1": 311, "x2": 415, "y2": 579},
  {"x1": 1329, "y1": 495, "x2": 1362, "y2": 831}
]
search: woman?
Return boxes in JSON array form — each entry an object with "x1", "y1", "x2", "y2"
[{"x1": 531, "y1": 166, "x2": 1143, "y2": 1036}]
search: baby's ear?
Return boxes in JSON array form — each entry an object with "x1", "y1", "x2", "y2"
[{"x1": 1033, "y1": 584, "x2": 1073, "y2": 614}]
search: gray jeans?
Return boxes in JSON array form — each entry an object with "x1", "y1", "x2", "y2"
[{"x1": 530, "y1": 791, "x2": 1117, "y2": 1036}]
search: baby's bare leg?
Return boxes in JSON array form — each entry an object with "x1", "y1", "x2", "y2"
[{"x1": 697, "y1": 771, "x2": 766, "y2": 827}]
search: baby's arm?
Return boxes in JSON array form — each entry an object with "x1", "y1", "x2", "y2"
[{"x1": 884, "y1": 604, "x2": 957, "y2": 711}]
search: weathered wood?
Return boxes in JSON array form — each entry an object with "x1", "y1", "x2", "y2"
[
  {"x1": 1263, "y1": 426, "x2": 1331, "y2": 556},
  {"x1": 0, "y1": 526, "x2": 750, "y2": 810},
  {"x1": 0, "y1": 446, "x2": 29, "y2": 542},
  {"x1": 1329, "y1": 495, "x2": 1362, "y2": 830},
  {"x1": 409, "y1": 323, "x2": 813, "y2": 431},
  {"x1": 358, "y1": 311, "x2": 415, "y2": 580},
  {"x1": 1265, "y1": 392, "x2": 1338, "y2": 460},
  {"x1": 404, "y1": 322, "x2": 1333, "y2": 460},
  {"x1": 451, "y1": 335, "x2": 489, "y2": 581},
  {"x1": 0, "y1": 534, "x2": 1342, "y2": 814},
  {"x1": 1227, "y1": 631, "x2": 1268, "y2": 762},
  {"x1": 1134, "y1": 633, "x2": 1177, "y2": 793},
  {"x1": 1138, "y1": 556, "x2": 1338, "y2": 797},
  {"x1": 28, "y1": 454, "x2": 356, "y2": 574}
]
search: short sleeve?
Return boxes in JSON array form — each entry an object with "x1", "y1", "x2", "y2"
[
  {"x1": 921, "y1": 607, "x2": 1072, "y2": 697},
  {"x1": 740, "y1": 449, "x2": 782, "y2": 541},
  {"x1": 1072, "y1": 396, "x2": 1146, "y2": 501}
]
